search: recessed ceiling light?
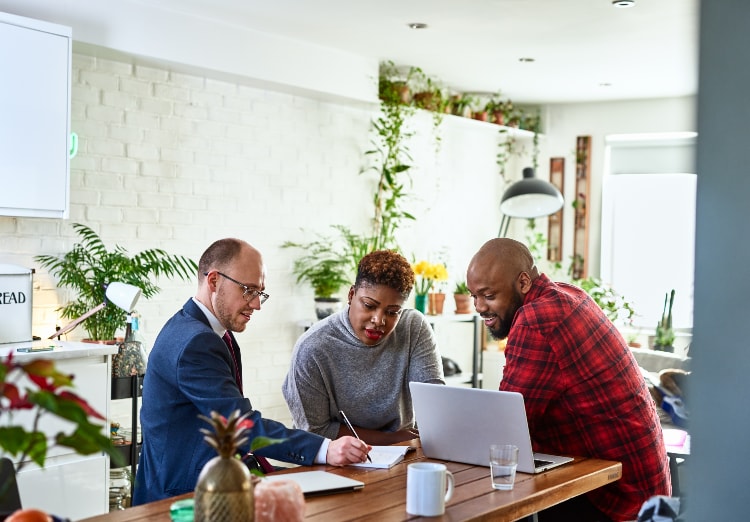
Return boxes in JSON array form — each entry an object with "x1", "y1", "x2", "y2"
[
  {"x1": 519, "y1": 57, "x2": 535, "y2": 63},
  {"x1": 407, "y1": 22, "x2": 428, "y2": 30},
  {"x1": 599, "y1": 82, "x2": 612, "y2": 87},
  {"x1": 612, "y1": 0, "x2": 635, "y2": 7}
]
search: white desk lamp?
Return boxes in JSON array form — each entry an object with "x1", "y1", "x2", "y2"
[{"x1": 48, "y1": 282, "x2": 142, "y2": 339}]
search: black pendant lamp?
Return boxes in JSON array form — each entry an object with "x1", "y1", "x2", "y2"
[{"x1": 498, "y1": 167, "x2": 564, "y2": 236}]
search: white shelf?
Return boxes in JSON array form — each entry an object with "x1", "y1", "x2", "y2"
[{"x1": 413, "y1": 108, "x2": 538, "y2": 139}]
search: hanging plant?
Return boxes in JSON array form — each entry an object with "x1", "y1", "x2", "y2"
[
  {"x1": 406, "y1": 66, "x2": 446, "y2": 156},
  {"x1": 364, "y1": 62, "x2": 420, "y2": 248},
  {"x1": 525, "y1": 110, "x2": 542, "y2": 170},
  {"x1": 282, "y1": 63, "x2": 419, "y2": 294},
  {"x1": 496, "y1": 129, "x2": 516, "y2": 177}
]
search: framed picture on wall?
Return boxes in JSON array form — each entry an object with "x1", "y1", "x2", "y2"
[{"x1": 547, "y1": 157, "x2": 564, "y2": 262}]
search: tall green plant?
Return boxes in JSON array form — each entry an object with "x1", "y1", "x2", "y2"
[
  {"x1": 654, "y1": 289, "x2": 676, "y2": 348},
  {"x1": 35, "y1": 223, "x2": 197, "y2": 340},
  {"x1": 282, "y1": 62, "x2": 419, "y2": 295},
  {"x1": 364, "y1": 63, "x2": 418, "y2": 249}
]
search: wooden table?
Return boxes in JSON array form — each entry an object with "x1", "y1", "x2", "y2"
[{"x1": 80, "y1": 443, "x2": 621, "y2": 522}]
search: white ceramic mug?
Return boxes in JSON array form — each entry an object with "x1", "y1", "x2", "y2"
[{"x1": 406, "y1": 462, "x2": 455, "y2": 516}]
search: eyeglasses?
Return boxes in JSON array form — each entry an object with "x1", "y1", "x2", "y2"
[{"x1": 207, "y1": 271, "x2": 270, "y2": 304}]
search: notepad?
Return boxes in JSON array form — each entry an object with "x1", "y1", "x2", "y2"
[{"x1": 350, "y1": 445, "x2": 409, "y2": 469}]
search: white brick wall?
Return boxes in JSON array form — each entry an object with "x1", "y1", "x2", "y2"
[{"x1": 1, "y1": 51, "x2": 511, "y2": 426}]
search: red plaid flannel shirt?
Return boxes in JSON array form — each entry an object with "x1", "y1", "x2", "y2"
[{"x1": 500, "y1": 274, "x2": 671, "y2": 521}]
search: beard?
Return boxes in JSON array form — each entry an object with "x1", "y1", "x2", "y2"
[
  {"x1": 486, "y1": 292, "x2": 524, "y2": 341},
  {"x1": 213, "y1": 286, "x2": 249, "y2": 333}
]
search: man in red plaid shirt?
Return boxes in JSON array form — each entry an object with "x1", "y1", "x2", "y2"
[{"x1": 467, "y1": 238, "x2": 671, "y2": 522}]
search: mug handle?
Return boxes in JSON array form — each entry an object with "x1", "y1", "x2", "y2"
[{"x1": 444, "y1": 470, "x2": 455, "y2": 502}]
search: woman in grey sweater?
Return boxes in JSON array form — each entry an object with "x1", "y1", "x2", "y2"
[{"x1": 282, "y1": 250, "x2": 445, "y2": 445}]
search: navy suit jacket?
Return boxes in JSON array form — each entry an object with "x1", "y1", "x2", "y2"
[{"x1": 133, "y1": 299, "x2": 324, "y2": 505}]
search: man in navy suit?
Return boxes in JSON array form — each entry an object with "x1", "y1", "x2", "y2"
[{"x1": 133, "y1": 238, "x2": 370, "y2": 504}]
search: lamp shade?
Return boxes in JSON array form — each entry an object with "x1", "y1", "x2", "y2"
[
  {"x1": 105, "y1": 282, "x2": 141, "y2": 312},
  {"x1": 48, "y1": 281, "x2": 142, "y2": 339},
  {"x1": 500, "y1": 167, "x2": 564, "y2": 218}
]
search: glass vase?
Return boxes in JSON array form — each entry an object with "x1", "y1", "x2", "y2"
[{"x1": 414, "y1": 294, "x2": 428, "y2": 314}]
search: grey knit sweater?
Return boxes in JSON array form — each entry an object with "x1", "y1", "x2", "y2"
[{"x1": 282, "y1": 307, "x2": 445, "y2": 439}]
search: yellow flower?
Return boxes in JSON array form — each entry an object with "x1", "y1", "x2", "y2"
[{"x1": 412, "y1": 260, "x2": 449, "y2": 296}]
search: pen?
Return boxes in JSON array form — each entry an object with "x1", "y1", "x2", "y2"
[{"x1": 339, "y1": 410, "x2": 372, "y2": 463}]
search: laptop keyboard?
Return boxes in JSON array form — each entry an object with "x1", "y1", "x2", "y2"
[{"x1": 534, "y1": 459, "x2": 554, "y2": 468}]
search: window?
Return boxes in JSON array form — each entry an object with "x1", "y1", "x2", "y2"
[{"x1": 601, "y1": 133, "x2": 696, "y2": 330}]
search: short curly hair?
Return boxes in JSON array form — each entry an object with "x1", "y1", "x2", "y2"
[{"x1": 354, "y1": 250, "x2": 414, "y2": 299}]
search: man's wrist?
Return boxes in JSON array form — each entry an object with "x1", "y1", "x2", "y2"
[{"x1": 315, "y1": 438, "x2": 331, "y2": 464}]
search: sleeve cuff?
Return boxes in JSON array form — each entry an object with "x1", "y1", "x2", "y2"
[{"x1": 314, "y1": 438, "x2": 331, "y2": 464}]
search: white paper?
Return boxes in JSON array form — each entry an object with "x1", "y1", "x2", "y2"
[{"x1": 350, "y1": 445, "x2": 410, "y2": 469}]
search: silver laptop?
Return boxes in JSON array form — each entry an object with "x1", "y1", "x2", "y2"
[{"x1": 410, "y1": 382, "x2": 573, "y2": 474}]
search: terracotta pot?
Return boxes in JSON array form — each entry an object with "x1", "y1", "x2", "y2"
[
  {"x1": 428, "y1": 292, "x2": 445, "y2": 315},
  {"x1": 379, "y1": 80, "x2": 411, "y2": 105},
  {"x1": 453, "y1": 294, "x2": 473, "y2": 314},
  {"x1": 472, "y1": 111, "x2": 489, "y2": 122},
  {"x1": 413, "y1": 91, "x2": 439, "y2": 111},
  {"x1": 395, "y1": 83, "x2": 411, "y2": 105}
]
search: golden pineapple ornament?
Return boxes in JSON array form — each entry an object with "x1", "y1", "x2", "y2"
[{"x1": 194, "y1": 410, "x2": 256, "y2": 522}]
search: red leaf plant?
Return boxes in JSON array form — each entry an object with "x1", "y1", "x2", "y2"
[{"x1": 0, "y1": 353, "x2": 121, "y2": 473}]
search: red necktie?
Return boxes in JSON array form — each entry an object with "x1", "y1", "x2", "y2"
[
  {"x1": 222, "y1": 331, "x2": 274, "y2": 474},
  {"x1": 223, "y1": 331, "x2": 243, "y2": 394}
]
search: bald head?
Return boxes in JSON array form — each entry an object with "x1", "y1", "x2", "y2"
[
  {"x1": 198, "y1": 238, "x2": 262, "y2": 282},
  {"x1": 466, "y1": 239, "x2": 538, "y2": 340},
  {"x1": 468, "y1": 238, "x2": 536, "y2": 286},
  {"x1": 196, "y1": 238, "x2": 266, "y2": 332}
]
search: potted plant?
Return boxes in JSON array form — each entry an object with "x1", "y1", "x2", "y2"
[
  {"x1": 471, "y1": 96, "x2": 489, "y2": 122},
  {"x1": 484, "y1": 93, "x2": 506, "y2": 125},
  {"x1": 411, "y1": 260, "x2": 448, "y2": 315},
  {"x1": 653, "y1": 289, "x2": 676, "y2": 352},
  {"x1": 282, "y1": 231, "x2": 354, "y2": 320},
  {"x1": 1, "y1": 354, "x2": 123, "y2": 512},
  {"x1": 450, "y1": 93, "x2": 474, "y2": 118},
  {"x1": 378, "y1": 61, "x2": 418, "y2": 106},
  {"x1": 411, "y1": 72, "x2": 443, "y2": 112},
  {"x1": 453, "y1": 281, "x2": 473, "y2": 314},
  {"x1": 503, "y1": 100, "x2": 521, "y2": 128},
  {"x1": 34, "y1": 223, "x2": 198, "y2": 342},
  {"x1": 572, "y1": 276, "x2": 636, "y2": 326}
]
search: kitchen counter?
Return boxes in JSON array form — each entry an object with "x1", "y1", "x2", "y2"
[{"x1": 1, "y1": 339, "x2": 118, "y2": 360}]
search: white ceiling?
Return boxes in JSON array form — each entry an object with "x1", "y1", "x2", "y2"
[{"x1": 143, "y1": 0, "x2": 699, "y2": 104}]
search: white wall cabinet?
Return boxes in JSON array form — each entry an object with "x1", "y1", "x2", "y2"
[{"x1": 0, "y1": 11, "x2": 71, "y2": 218}]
